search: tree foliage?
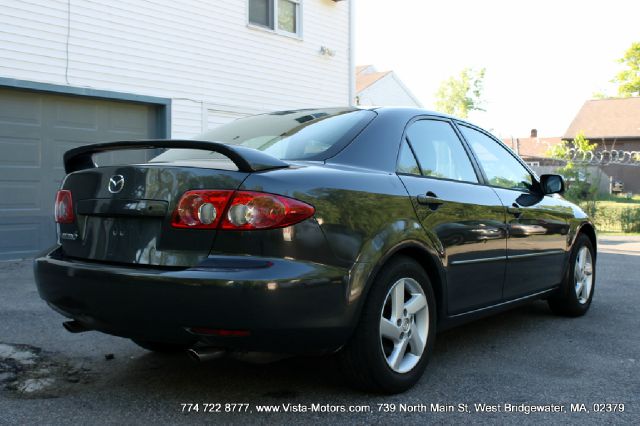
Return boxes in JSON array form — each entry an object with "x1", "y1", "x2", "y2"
[
  {"x1": 546, "y1": 132, "x2": 597, "y2": 164},
  {"x1": 434, "y1": 67, "x2": 486, "y2": 118},
  {"x1": 547, "y1": 132, "x2": 599, "y2": 208},
  {"x1": 612, "y1": 41, "x2": 640, "y2": 97}
]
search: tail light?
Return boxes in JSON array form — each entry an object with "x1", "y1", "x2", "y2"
[
  {"x1": 221, "y1": 191, "x2": 314, "y2": 230},
  {"x1": 171, "y1": 190, "x2": 233, "y2": 229},
  {"x1": 55, "y1": 190, "x2": 74, "y2": 223},
  {"x1": 171, "y1": 190, "x2": 314, "y2": 230}
]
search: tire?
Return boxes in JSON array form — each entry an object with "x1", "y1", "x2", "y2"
[
  {"x1": 132, "y1": 339, "x2": 194, "y2": 353},
  {"x1": 548, "y1": 233, "x2": 596, "y2": 317},
  {"x1": 339, "y1": 256, "x2": 436, "y2": 394}
]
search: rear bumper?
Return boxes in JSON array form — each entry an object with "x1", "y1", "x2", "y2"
[{"x1": 34, "y1": 247, "x2": 355, "y2": 354}]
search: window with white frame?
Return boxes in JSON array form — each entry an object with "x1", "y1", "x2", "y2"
[{"x1": 249, "y1": 0, "x2": 301, "y2": 35}]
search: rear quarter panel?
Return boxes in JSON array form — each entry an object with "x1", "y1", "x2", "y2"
[
  {"x1": 227, "y1": 109, "x2": 449, "y2": 323},
  {"x1": 234, "y1": 164, "x2": 441, "y2": 305}
]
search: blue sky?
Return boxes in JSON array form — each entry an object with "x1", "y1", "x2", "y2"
[{"x1": 355, "y1": 0, "x2": 640, "y2": 137}]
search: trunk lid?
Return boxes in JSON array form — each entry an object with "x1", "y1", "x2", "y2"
[{"x1": 59, "y1": 162, "x2": 249, "y2": 266}]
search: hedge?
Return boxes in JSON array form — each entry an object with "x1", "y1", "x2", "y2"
[{"x1": 584, "y1": 204, "x2": 640, "y2": 233}]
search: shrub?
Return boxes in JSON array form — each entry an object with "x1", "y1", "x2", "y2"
[{"x1": 585, "y1": 203, "x2": 640, "y2": 233}]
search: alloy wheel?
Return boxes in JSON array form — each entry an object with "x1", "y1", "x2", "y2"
[
  {"x1": 379, "y1": 277, "x2": 429, "y2": 373},
  {"x1": 574, "y1": 246, "x2": 593, "y2": 304}
]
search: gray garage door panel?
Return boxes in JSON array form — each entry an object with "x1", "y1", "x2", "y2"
[{"x1": 0, "y1": 87, "x2": 159, "y2": 260}]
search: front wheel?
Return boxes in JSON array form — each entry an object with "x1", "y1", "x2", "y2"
[
  {"x1": 339, "y1": 256, "x2": 436, "y2": 394},
  {"x1": 548, "y1": 233, "x2": 596, "y2": 317}
]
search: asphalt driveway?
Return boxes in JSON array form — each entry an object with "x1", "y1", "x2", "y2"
[{"x1": 1, "y1": 237, "x2": 639, "y2": 425}]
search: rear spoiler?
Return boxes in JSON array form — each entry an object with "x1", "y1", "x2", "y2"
[{"x1": 63, "y1": 139, "x2": 289, "y2": 174}]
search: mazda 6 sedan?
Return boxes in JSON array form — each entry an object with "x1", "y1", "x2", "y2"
[{"x1": 34, "y1": 107, "x2": 596, "y2": 393}]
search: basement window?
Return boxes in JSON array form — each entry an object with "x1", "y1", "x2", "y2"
[{"x1": 249, "y1": 0, "x2": 301, "y2": 36}]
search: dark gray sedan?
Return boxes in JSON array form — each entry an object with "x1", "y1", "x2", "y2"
[{"x1": 34, "y1": 107, "x2": 596, "y2": 393}]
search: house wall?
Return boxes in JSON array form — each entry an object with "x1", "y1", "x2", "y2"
[
  {"x1": 357, "y1": 73, "x2": 421, "y2": 107},
  {"x1": 601, "y1": 164, "x2": 640, "y2": 194},
  {"x1": 589, "y1": 139, "x2": 640, "y2": 154},
  {"x1": 0, "y1": 0, "x2": 351, "y2": 137}
]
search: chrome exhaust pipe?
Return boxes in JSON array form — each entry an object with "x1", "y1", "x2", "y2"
[
  {"x1": 62, "y1": 320, "x2": 91, "y2": 333},
  {"x1": 187, "y1": 347, "x2": 226, "y2": 362}
]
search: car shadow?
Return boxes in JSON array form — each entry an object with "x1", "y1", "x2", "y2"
[{"x1": 107, "y1": 300, "x2": 555, "y2": 399}]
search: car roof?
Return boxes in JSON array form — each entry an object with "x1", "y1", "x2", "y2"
[
  {"x1": 365, "y1": 106, "x2": 483, "y2": 128},
  {"x1": 320, "y1": 106, "x2": 492, "y2": 173},
  {"x1": 253, "y1": 107, "x2": 492, "y2": 173},
  {"x1": 263, "y1": 106, "x2": 480, "y2": 129}
]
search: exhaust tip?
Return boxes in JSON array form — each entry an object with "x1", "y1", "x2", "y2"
[
  {"x1": 187, "y1": 348, "x2": 225, "y2": 362},
  {"x1": 187, "y1": 349, "x2": 201, "y2": 362}
]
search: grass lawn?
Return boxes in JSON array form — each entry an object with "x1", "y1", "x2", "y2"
[
  {"x1": 596, "y1": 200, "x2": 640, "y2": 209},
  {"x1": 595, "y1": 193, "x2": 640, "y2": 205}
]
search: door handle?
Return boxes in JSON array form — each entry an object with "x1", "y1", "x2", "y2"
[
  {"x1": 417, "y1": 191, "x2": 443, "y2": 210},
  {"x1": 507, "y1": 203, "x2": 522, "y2": 218}
]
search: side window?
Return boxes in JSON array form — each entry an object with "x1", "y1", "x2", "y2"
[
  {"x1": 460, "y1": 125, "x2": 533, "y2": 191},
  {"x1": 397, "y1": 140, "x2": 421, "y2": 175},
  {"x1": 405, "y1": 120, "x2": 478, "y2": 183}
]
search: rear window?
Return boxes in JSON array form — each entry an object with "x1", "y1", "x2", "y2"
[{"x1": 150, "y1": 108, "x2": 376, "y2": 163}]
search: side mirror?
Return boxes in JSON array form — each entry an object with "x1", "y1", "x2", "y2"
[{"x1": 540, "y1": 174, "x2": 565, "y2": 195}]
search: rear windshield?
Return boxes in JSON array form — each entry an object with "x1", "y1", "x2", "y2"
[{"x1": 150, "y1": 108, "x2": 376, "y2": 163}]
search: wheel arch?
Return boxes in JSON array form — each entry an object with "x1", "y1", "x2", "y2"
[
  {"x1": 576, "y1": 221, "x2": 597, "y2": 259},
  {"x1": 353, "y1": 241, "x2": 447, "y2": 325},
  {"x1": 394, "y1": 245, "x2": 446, "y2": 322}
]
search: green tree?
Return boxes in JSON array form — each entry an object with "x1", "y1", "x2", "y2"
[
  {"x1": 612, "y1": 41, "x2": 640, "y2": 97},
  {"x1": 434, "y1": 67, "x2": 486, "y2": 118},
  {"x1": 547, "y1": 132, "x2": 599, "y2": 212}
]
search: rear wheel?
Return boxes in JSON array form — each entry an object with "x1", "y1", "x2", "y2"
[
  {"x1": 339, "y1": 256, "x2": 436, "y2": 394},
  {"x1": 132, "y1": 339, "x2": 194, "y2": 353},
  {"x1": 548, "y1": 234, "x2": 596, "y2": 316}
]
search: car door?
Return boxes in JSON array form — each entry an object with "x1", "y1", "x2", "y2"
[
  {"x1": 397, "y1": 118, "x2": 508, "y2": 315},
  {"x1": 457, "y1": 124, "x2": 572, "y2": 299}
]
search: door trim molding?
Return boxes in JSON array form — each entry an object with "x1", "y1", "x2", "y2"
[
  {"x1": 451, "y1": 249, "x2": 565, "y2": 266},
  {"x1": 508, "y1": 250, "x2": 565, "y2": 260},
  {"x1": 450, "y1": 255, "x2": 505, "y2": 265}
]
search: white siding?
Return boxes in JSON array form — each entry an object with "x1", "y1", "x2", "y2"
[
  {"x1": 206, "y1": 109, "x2": 246, "y2": 131},
  {"x1": 358, "y1": 73, "x2": 422, "y2": 107},
  {"x1": 0, "y1": 0, "x2": 351, "y2": 137}
]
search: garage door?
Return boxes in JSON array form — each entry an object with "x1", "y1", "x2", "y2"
[{"x1": 0, "y1": 87, "x2": 161, "y2": 260}]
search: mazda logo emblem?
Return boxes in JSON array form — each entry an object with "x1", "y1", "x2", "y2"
[{"x1": 108, "y1": 175, "x2": 125, "y2": 194}]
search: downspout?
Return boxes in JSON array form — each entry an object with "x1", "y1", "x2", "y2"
[{"x1": 348, "y1": 0, "x2": 355, "y2": 106}]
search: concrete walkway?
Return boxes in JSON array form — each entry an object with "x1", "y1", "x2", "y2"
[{"x1": 598, "y1": 235, "x2": 640, "y2": 256}]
